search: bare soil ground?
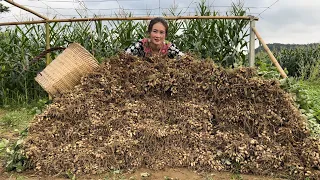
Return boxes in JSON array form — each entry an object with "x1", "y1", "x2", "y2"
[{"x1": 0, "y1": 167, "x2": 285, "y2": 180}]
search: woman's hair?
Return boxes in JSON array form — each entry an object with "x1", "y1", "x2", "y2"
[{"x1": 147, "y1": 17, "x2": 169, "y2": 36}]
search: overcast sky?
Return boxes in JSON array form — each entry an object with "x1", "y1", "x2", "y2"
[{"x1": 1, "y1": 0, "x2": 319, "y2": 45}]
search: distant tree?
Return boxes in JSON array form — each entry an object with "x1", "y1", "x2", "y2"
[{"x1": 0, "y1": 3, "x2": 10, "y2": 13}]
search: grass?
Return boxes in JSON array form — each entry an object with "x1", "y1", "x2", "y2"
[
  {"x1": 0, "y1": 108, "x2": 34, "y2": 137},
  {"x1": 0, "y1": 98, "x2": 48, "y2": 137},
  {"x1": 0, "y1": 109, "x2": 33, "y2": 128},
  {"x1": 0, "y1": 109, "x2": 6, "y2": 119}
]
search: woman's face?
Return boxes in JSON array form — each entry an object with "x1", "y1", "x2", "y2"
[{"x1": 149, "y1": 22, "x2": 166, "y2": 46}]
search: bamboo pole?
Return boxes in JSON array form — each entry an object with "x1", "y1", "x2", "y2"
[
  {"x1": 0, "y1": 20, "x2": 46, "y2": 26},
  {"x1": 252, "y1": 27, "x2": 287, "y2": 78},
  {"x1": 4, "y1": 0, "x2": 48, "y2": 20},
  {"x1": 45, "y1": 22, "x2": 51, "y2": 65},
  {"x1": 0, "y1": 15, "x2": 259, "y2": 26},
  {"x1": 45, "y1": 22, "x2": 52, "y2": 100}
]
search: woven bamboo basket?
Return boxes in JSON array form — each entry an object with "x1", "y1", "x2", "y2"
[{"x1": 35, "y1": 43, "x2": 99, "y2": 96}]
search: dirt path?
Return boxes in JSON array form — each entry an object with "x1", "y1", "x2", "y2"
[{"x1": 0, "y1": 168, "x2": 285, "y2": 180}]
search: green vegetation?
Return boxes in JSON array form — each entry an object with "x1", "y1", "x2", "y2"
[
  {"x1": 0, "y1": 128, "x2": 29, "y2": 173},
  {"x1": 256, "y1": 43, "x2": 320, "y2": 80},
  {"x1": 298, "y1": 81, "x2": 320, "y2": 111},
  {"x1": 174, "y1": 1, "x2": 249, "y2": 67},
  {"x1": 0, "y1": 99, "x2": 48, "y2": 173},
  {"x1": 255, "y1": 43, "x2": 319, "y2": 53},
  {"x1": 1, "y1": 133, "x2": 29, "y2": 172},
  {"x1": 280, "y1": 78, "x2": 320, "y2": 136},
  {"x1": 275, "y1": 44, "x2": 320, "y2": 79},
  {"x1": 0, "y1": 109, "x2": 33, "y2": 129}
]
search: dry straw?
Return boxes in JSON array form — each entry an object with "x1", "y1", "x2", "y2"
[{"x1": 35, "y1": 43, "x2": 99, "y2": 96}]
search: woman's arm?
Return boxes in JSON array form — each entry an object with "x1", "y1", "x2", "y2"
[
  {"x1": 125, "y1": 40, "x2": 145, "y2": 57},
  {"x1": 167, "y1": 43, "x2": 184, "y2": 59}
]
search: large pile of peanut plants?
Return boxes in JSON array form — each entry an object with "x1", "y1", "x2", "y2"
[{"x1": 24, "y1": 54, "x2": 320, "y2": 179}]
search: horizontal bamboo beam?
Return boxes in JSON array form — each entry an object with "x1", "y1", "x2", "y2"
[
  {"x1": 4, "y1": 0, "x2": 48, "y2": 20},
  {"x1": 252, "y1": 27, "x2": 287, "y2": 79},
  {"x1": 0, "y1": 20, "x2": 47, "y2": 26},
  {"x1": 0, "y1": 15, "x2": 259, "y2": 26}
]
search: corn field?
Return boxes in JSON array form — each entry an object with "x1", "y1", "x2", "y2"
[
  {"x1": 274, "y1": 45, "x2": 320, "y2": 81},
  {"x1": 0, "y1": 1, "x2": 250, "y2": 106}
]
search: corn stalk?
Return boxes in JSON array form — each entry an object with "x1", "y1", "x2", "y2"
[{"x1": 274, "y1": 44, "x2": 320, "y2": 80}]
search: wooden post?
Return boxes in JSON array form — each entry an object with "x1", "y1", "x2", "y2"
[
  {"x1": 252, "y1": 27, "x2": 287, "y2": 78},
  {"x1": 249, "y1": 16, "x2": 256, "y2": 67}
]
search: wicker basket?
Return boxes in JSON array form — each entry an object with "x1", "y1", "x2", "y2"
[{"x1": 35, "y1": 43, "x2": 99, "y2": 96}]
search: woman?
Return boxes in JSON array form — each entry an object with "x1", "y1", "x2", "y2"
[{"x1": 125, "y1": 17, "x2": 184, "y2": 59}]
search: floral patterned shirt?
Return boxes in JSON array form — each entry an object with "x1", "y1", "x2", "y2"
[{"x1": 125, "y1": 38, "x2": 184, "y2": 59}]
